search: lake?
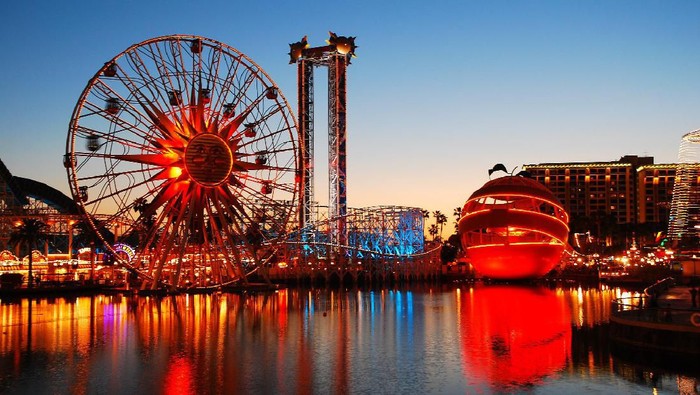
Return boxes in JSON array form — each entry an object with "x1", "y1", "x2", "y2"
[{"x1": 1, "y1": 283, "x2": 698, "y2": 394}]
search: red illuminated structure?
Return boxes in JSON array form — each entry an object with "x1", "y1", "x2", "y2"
[
  {"x1": 459, "y1": 285, "x2": 571, "y2": 389},
  {"x1": 458, "y1": 173, "x2": 569, "y2": 280}
]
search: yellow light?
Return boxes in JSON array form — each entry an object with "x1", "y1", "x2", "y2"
[
  {"x1": 335, "y1": 42, "x2": 352, "y2": 55},
  {"x1": 288, "y1": 36, "x2": 309, "y2": 63},
  {"x1": 167, "y1": 166, "x2": 183, "y2": 178},
  {"x1": 326, "y1": 32, "x2": 357, "y2": 56}
]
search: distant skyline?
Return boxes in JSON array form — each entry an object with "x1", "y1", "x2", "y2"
[{"x1": 2, "y1": 1, "x2": 699, "y2": 235}]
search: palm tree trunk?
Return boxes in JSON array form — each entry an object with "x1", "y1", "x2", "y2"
[
  {"x1": 27, "y1": 246, "x2": 33, "y2": 290},
  {"x1": 90, "y1": 244, "x2": 95, "y2": 283}
]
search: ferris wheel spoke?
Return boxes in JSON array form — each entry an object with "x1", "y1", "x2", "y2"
[
  {"x1": 119, "y1": 53, "x2": 172, "y2": 116},
  {"x1": 249, "y1": 98, "x2": 284, "y2": 123},
  {"x1": 148, "y1": 43, "x2": 183, "y2": 102},
  {"x1": 231, "y1": 160, "x2": 293, "y2": 174},
  {"x1": 211, "y1": 200, "x2": 259, "y2": 270},
  {"x1": 81, "y1": 173, "x2": 157, "y2": 207},
  {"x1": 136, "y1": 101, "x2": 190, "y2": 145},
  {"x1": 210, "y1": 56, "x2": 242, "y2": 115},
  {"x1": 203, "y1": 47, "x2": 225, "y2": 112},
  {"x1": 89, "y1": 79, "x2": 154, "y2": 132},
  {"x1": 109, "y1": 152, "x2": 180, "y2": 167},
  {"x1": 171, "y1": 39, "x2": 195, "y2": 101},
  {"x1": 234, "y1": 93, "x2": 271, "y2": 126},
  {"x1": 236, "y1": 122, "x2": 292, "y2": 149},
  {"x1": 240, "y1": 144, "x2": 297, "y2": 159},
  {"x1": 145, "y1": 178, "x2": 190, "y2": 217},
  {"x1": 216, "y1": 187, "x2": 256, "y2": 226},
  {"x1": 231, "y1": 161, "x2": 269, "y2": 172},
  {"x1": 149, "y1": 229, "x2": 180, "y2": 286},
  {"x1": 231, "y1": 68, "x2": 258, "y2": 103},
  {"x1": 270, "y1": 182, "x2": 295, "y2": 194},
  {"x1": 76, "y1": 166, "x2": 157, "y2": 185},
  {"x1": 206, "y1": 199, "x2": 244, "y2": 270},
  {"x1": 131, "y1": 46, "x2": 182, "y2": 115},
  {"x1": 235, "y1": 178, "x2": 271, "y2": 200},
  {"x1": 140, "y1": 198, "x2": 180, "y2": 253},
  {"x1": 79, "y1": 99, "x2": 118, "y2": 121},
  {"x1": 75, "y1": 126, "x2": 159, "y2": 154}
]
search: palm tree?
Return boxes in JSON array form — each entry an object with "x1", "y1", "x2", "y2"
[
  {"x1": 428, "y1": 224, "x2": 439, "y2": 242},
  {"x1": 453, "y1": 207, "x2": 462, "y2": 233},
  {"x1": 73, "y1": 219, "x2": 114, "y2": 282},
  {"x1": 9, "y1": 219, "x2": 49, "y2": 289},
  {"x1": 420, "y1": 210, "x2": 430, "y2": 241},
  {"x1": 433, "y1": 211, "x2": 448, "y2": 241}
]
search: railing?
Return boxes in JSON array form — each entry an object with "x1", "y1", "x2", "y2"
[
  {"x1": 611, "y1": 296, "x2": 700, "y2": 329},
  {"x1": 643, "y1": 276, "x2": 675, "y2": 296}
]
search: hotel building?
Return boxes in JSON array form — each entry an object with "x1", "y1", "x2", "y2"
[{"x1": 522, "y1": 156, "x2": 676, "y2": 232}]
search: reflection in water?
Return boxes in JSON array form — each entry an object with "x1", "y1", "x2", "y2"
[
  {"x1": 457, "y1": 285, "x2": 571, "y2": 391},
  {"x1": 0, "y1": 286, "x2": 697, "y2": 394}
]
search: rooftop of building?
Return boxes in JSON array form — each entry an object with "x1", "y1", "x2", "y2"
[{"x1": 523, "y1": 155, "x2": 678, "y2": 171}]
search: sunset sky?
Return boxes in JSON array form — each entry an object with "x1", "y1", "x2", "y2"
[{"x1": 1, "y1": 1, "x2": 699, "y2": 234}]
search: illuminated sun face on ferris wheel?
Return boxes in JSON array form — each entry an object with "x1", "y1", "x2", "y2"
[{"x1": 65, "y1": 35, "x2": 299, "y2": 289}]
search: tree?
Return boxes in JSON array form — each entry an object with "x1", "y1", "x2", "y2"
[
  {"x1": 133, "y1": 197, "x2": 157, "y2": 246},
  {"x1": 73, "y1": 219, "x2": 114, "y2": 281},
  {"x1": 73, "y1": 219, "x2": 113, "y2": 249},
  {"x1": 428, "y1": 224, "x2": 439, "y2": 242},
  {"x1": 421, "y1": 209, "x2": 430, "y2": 223},
  {"x1": 433, "y1": 210, "x2": 448, "y2": 241},
  {"x1": 441, "y1": 233, "x2": 463, "y2": 264},
  {"x1": 453, "y1": 207, "x2": 462, "y2": 233},
  {"x1": 9, "y1": 219, "x2": 49, "y2": 289},
  {"x1": 421, "y1": 210, "x2": 430, "y2": 242}
]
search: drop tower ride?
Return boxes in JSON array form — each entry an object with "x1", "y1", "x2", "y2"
[{"x1": 289, "y1": 33, "x2": 357, "y2": 248}]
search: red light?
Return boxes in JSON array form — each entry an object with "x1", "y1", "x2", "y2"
[
  {"x1": 163, "y1": 355, "x2": 194, "y2": 395},
  {"x1": 459, "y1": 176, "x2": 569, "y2": 279},
  {"x1": 459, "y1": 286, "x2": 571, "y2": 389}
]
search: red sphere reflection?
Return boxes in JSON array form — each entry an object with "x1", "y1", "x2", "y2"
[
  {"x1": 459, "y1": 285, "x2": 571, "y2": 390},
  {"x1": 458, "y1": 175, "x2": 569, "y2": 279}
]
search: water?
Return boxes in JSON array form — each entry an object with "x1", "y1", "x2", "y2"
[{"x1": 0, "y1": 284, "x2": 697, "y2": 394}]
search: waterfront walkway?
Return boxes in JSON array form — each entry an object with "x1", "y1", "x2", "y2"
[
  {"x1": 612, "y1": 285, "x2": 700, "y2": 327},
  {"x1": 610, "y1": 285, "x2": 700, "y2": 357}
]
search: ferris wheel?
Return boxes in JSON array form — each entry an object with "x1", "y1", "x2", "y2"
[{"x1": 65, "y1": 34, "x2": 299, "y2": 290}]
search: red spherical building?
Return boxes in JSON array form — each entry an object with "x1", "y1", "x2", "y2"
[{"x1": 458, "y1": 175, "x2": 569, "y2": 280}]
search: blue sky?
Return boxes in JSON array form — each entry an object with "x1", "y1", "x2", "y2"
[{"x1": 1, "y1": 1, "x2": 699, "y2": 233}]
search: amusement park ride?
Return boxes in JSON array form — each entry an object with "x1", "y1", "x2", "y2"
[{"x1": 62, "y1": 34, "x2": 438, "y2": 291}]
